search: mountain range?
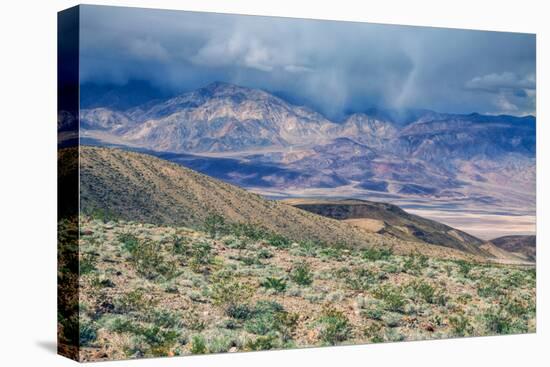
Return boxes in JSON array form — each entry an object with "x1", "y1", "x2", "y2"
[{"x1": 79, "y1": 81, "x2": 536, "y2": 238}]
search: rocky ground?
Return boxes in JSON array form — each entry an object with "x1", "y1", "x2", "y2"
[{"x1": 73, "y1": 217, "x2": 536, "y2": 362}]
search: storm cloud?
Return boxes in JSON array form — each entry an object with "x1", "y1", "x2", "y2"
[{"x1": 79, "y1": 5, "x2": 536, "y2": 118}]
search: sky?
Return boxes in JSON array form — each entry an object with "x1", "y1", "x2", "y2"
[{"x1": 79, "y1": 5, "x2": 536, "y2": 119}]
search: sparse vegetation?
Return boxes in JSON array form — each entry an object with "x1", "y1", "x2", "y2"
[
  {"x1": 75, "y1": 216, "x2": 536, "y2": 361},
  {"x1": 290, "y1": 263, "x2": 313, "y2": 286}
]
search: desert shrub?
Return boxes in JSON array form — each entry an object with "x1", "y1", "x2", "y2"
[
  {"x1": 226, "y1": 304, "x2": 253, "y2": 320},
  {"x1": 115, "y1": 289, "x2": 157, "y2": 313},
  {"x1": 190, "y1": 335, "x2": 207, "y2": 354},
  {"x1": 182, "y1": 305, "x2": 206, "y2": 331},
  {"x1": 189, "y1": 241, "x2": 213, "y2": 273},
  {"x1": 403, "y1": 252, "x2": 429, "y2": 274},
  {"x1": 364, "y1": 322, "x2": 383, "y2": 342},
  {"x1": 245, "y1": 335, "x2": 278, "y2": 351},
  {"x1": 80, "y1": 253, "x2": 97, "y2": 275},
  {"x1": 318, "y1": 247, "x2": 344, "y2": 261},
  {"x1": 274, "y1": 311, "x2": 299, "y2": 342},
  {"x1": 124, "y1": 238, "x2": 176, "y2": 280},
  {"x1": 267, "y1": 234, "x2": 291, "y2": 248},
  {"x1": 448, "y1": 314, "x2": 473, "y2": 336},
  {"x1": 79, "y1": 320, "x2": 97, "y2": 346},
  {"x1": 477, "y1": 278, "x2": 505, "y2": 298},
  {"x1": 210, "y1": 272, "x2": 254, "y2": 312},
  {"x1": 261, "y1": 277, "x2": 287, "y2": 293},
  {"x1": 408, "y1": 280, "x2": 447, "y2": 305},
  {"x1": 118, "y1": 233, "x2": 140, "y2": 253},
  {"x1": 361, "y1": 300, "x2": 384, "y2": 320},
  {"x1": 372, "y1": 284, "x2": 406, "y2": 312},
  {"x1": 107, "y1": 316, "x2": 179, "y2": 357},
  {"x1": 290, "y1": 263, "x2": 313, "y2": 286},
  {"x1": 229, "y1": 222, "x2": 268, "y2": 241},
  {"x1": 317, "y1": 305, "x2": 352, "y2": 345},
  {"x1": 338, "y1": 267, "x2": 377, "y2": 291},
  {"x1": 503, "y1": 296, "x2": 533, "y2": 317},
  {"x1": 455, "y1": 260, "x2": 474, "y2": 277},
  {"x1": 204, "y1": 214, "x2": 227, "y2": 239},
  {"x1": 140, "y1": 325, "x2": 180, "y2": 356},
  {"x1": 151, "y1": 309, "x2": 182, "y2": 329},
  {"x1": 362, "y1": 247, "x2": 393, "y2": 261},
  {"x1": 257, "y1": 248, "x2": 274, "y2": 259},
  {"x1": 298, "y1": 240, "x2": 318, "y2": 257},
  {"x1": 244, "y1": 301, "x2": 285, "y2": 335},
  {"x1": 482, "y1": 307, "x2": 526, "y2": 335},
  {"x1": 172, "y1": 235, "x2": 192, "y2": 256}
]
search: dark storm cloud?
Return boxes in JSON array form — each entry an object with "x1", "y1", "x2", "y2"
[{"x1": 79, "y1": 5, "x2": 536, "y2": 118}]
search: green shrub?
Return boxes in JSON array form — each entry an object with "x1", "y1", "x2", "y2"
[
  {"x1": 274, "y1": 311, "x2": 299, "y2": 342},
  {"x1": 210, "y1": 272, "x2": 254, "y2": 312},
  {"x1": 115, "y1": 289, "x2": 157, "y2": 313},
  {"x1": 261, "y1": 277, "x2": 287, "y2": 293},
  {"x1": 245, "y1": 335, "x2": 277, "y2": 351},
  {"x1": 317, "y1": 305, "x2": 352, "y2": 345},
  {"x1": 80, "y1": 253, "x2": 97, "y2": 275},
  {"x1": 372, "y1": 284, "x2": 406, "y2": 312},
  {"x1": 172, "y1": 235, "x2": 191, "y2": 256},
  {"x1": 403, "y1": 252, "x2": 429, "y2": 274},
  {"x1": 190, "y1": 335, "x2": 207, "y2": 354},
  {"x1": 257, "y1": 248, "x2": 274, "y2": 259},
  {"x1": 267, "y1": 234, "x2": 291, "y2": 248},
  {"x1": 408, "y1": 280, "x2": 447, "y2": 305},
  {"x1": 339, "y1": 267, "x2": 377, "y2": 291},
  {"x1": 141, "y1": 325, "x2": 179, "y2": 356},
  {"x1": 125, "y1": 238, "x2": 176, "y2": 280},
  {"x1": 290, "y1": 263, "x2": 313, "y2": 286},
  {"x1": 204, "y1": 214, "x2": 227, "y2": 239},
  {"x1": 118, "y1": 233, "x2": 139, "y2": 253},
  {"x1": 362, "y1": 247, "x2": 393, "y2": 261},
  {"x1": 455, "y1": 260, "x2": 474, "y2": 277},
  {"x1": 244, "y1": 301, "x2": 285, "y2": 335},
  {"x1": 189, "y1": 241, "x2": 213, "y2": 273},
  {"x1": 226, "y1": 304, "x2": 253, "y2": 320},
  {"x1": 477, "y1": 278, "x2": 505, "y2": 298},
  {"x1": 318, "y1": 247, "x2": 344, "y2": 261},
  {"x1": 79, "y1": 321, "x2": 97, "y2": 346},
  {"x1": 181, "y1": 305, "x2": 206, "y2": 331},
  {"x1": 448, "y1": 314, "x2": 473, "y2": 336}
]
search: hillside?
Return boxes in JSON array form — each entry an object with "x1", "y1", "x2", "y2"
[
  {"x1": 489, "y1": 235, "x2": 536, "y2": 261},
  {"x1": 77, "y1": 146, "x2": 488, "y2": 260},
  {"x1": 283, "y1": 198, "x2": 486, "y2": 256}
]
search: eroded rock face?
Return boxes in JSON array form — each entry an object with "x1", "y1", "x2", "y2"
[{"x1": 80, "y1": 82, "x2": 535, "y2": 210}]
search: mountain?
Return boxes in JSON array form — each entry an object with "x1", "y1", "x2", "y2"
[
  {"x1": 80, "y1": 82, "x2": 536, "y2": 226},
  {"x1": 283, "y1": 198, "x2": 486, "y2": 256},
  {"x1": 488, "y1": 235, "x2": 536, "y2": 261},
  {"x1": 75, "y1": 146, "x2": 490, "y2": 260}
]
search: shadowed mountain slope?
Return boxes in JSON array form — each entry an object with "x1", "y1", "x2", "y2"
[
  {"x1": 489, "y1": 235, "x2": 536, "y2": 261},
  {"x1": 283, "y1": 198, "x2": 487, "y2": 256}
]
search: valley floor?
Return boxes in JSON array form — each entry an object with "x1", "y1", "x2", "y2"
[{"x1": 66, "y1": 217, "x2": 535, "y2": 362}]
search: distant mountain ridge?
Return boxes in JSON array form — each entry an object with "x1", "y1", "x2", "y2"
[{"x1": 79, "y1": 82, "x2": 536, "y2": 216}]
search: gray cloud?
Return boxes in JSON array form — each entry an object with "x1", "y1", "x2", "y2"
[{"x1": 79, "y1": 5, "x2": 536, "y2": 118}]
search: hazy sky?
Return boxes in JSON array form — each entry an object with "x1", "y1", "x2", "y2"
[{"x1": 80, "y1": 5, "x2": 536, "y2": 118}]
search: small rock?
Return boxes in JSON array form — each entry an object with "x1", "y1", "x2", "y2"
[{"x1": 228, "y1": 347, "x2": 237, "y2": 353}]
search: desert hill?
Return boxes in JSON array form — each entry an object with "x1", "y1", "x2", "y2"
[
  {"x1": 75, "y1": 146, "x2": 485, "y2": 260},
  {"x1": 283, "y1": 198, "x2": 486, "y2": 256}
]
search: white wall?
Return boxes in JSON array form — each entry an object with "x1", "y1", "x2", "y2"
[{"x1": 0, "y1": 1, "x2": 546, "y2": 366}]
